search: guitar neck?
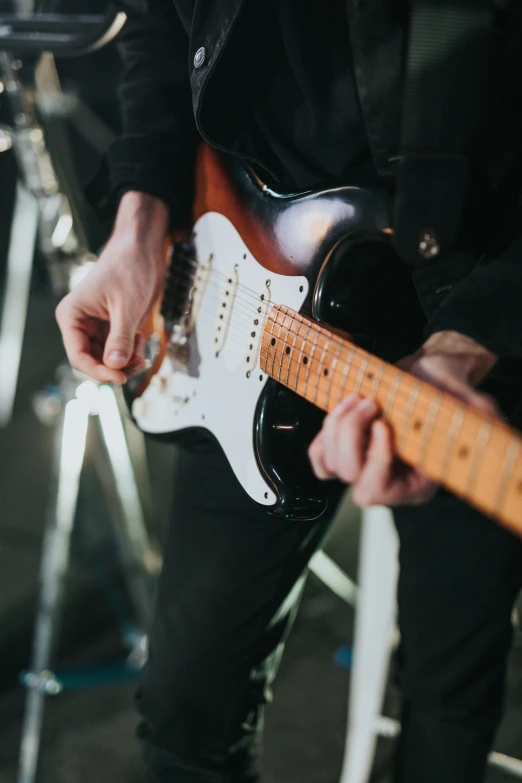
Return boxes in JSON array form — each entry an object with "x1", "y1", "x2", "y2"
[{"x1": 260, "y1": 304, "x2": 522, "y2": 537}]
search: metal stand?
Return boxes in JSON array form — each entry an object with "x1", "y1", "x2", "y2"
[
  {"x1": 18, "y1": 370, "x2": 161, "y2": 783},
  {"x1": 0, "y1": 181, "x2": 39, "y2": 425},
  {"x1": 0, "y1": 49, "x2": 117, "y2": 427},
  {"x1": 340, "y1": 506, "x2": 522, "y2": 783}
]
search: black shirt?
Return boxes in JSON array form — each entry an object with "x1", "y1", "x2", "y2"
[
  {"x1": 107, "y1": 0, "x2": 522, "y2": 363},
  {"x1": 250, "y1": 0, "x2": 373, "y2": 190}
]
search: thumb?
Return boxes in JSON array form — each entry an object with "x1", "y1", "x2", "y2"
[{"x1": 104, "y1": 308, "x2": 136, "y2": 369}]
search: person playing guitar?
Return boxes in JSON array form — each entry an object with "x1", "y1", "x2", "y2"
[{"x1": 55, "y1": 1, "x2": 522, "y2": 781}]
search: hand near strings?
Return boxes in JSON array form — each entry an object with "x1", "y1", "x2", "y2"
[
  {"x1": 308, "y1": 331, "x2": 499, "y2": 507},
  {"x1": 56, "y1": 192, "x2": 169, "y2": 384}
]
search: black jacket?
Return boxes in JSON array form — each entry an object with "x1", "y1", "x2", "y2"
[{"x1": 109, "y1": 0, "x2": 522, "y2": 362}]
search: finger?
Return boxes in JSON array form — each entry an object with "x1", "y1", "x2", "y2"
[
  {"x1": 104, "y1": 307, "x2": 137, "y2": 369},
  {"x1": 308, "y1": 433, "x2": 337, "y2": 480},
  {"x1": 378, "y1": 471, "x2": 438, "y2": 507},
  {"x1": 466, "y1": 390, "x2": 500, "y2": 418},
  {"x1": 320, "y1": 395, "x2": 370, "y2": 466},
  {"x1": 327, "y1": 398, "x2": 379, "y2": 482},
  {"x1": 353, "y1": 421, "x2": 437, "y2": 507},
  {"x1": 61, "y1": 322, "x2": 126, "y2": 384},
  {"x1": 351, "y1": 420, "x2": 394, "y2": 506},
  {"x1": 312, "y1": 393, "x2": 359, "y2": 472}
]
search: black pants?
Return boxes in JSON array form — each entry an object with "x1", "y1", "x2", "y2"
[{"x1": 138, "y1": 428, "x2": 522, "y2": 783}]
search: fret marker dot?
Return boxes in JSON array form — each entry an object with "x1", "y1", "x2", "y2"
[
  {"x1": 367, "y1": 372, "x2": 374, "y2": 380},
  {"x1": 271, "y1": 338, "x2": 276, "y2": 346},
  {"x1": 324, "y1": 369, "x2": 329, "y2": 376},
  {"x1": 458, "y1": 446, "x2": 469, "y2": 459},
  {"x1": 303, "y1": 357, "x2": 308, "y2": 365},
  {"x1": 286, "y1": 347, "x2": 291, "y2": 355},
  {"x1": 413, "y1": 419, "x2": 423, "y2": 432}
]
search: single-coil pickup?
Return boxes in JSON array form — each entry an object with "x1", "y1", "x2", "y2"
[
  {"x1": 214, "y1": 265, "x2": 239, "y2": 354},
  {"x1": 187, "y1": 258, "x2": 212, "y2": 331},
  {"x1": 245, "y1": 280, "x2": 271, "y2": 375}
]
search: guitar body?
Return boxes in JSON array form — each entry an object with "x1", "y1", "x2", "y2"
[{"x1": 126, "y1": 145, "x2": 425, "y2": 520}]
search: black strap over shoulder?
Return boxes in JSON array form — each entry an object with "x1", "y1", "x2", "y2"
[{"x1": 393, "y1": 0, "x2": 495, "y2": 265}]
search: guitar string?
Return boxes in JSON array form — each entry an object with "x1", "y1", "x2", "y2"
[
  {"x1": 165, "y1": 257, "x2": 308, "y2": 311},
  {"x1": 164, "y1": 271, "x2": 283, "y2": 329},
  {"x1": 158, "y1": 313, "x2": 514, "y2": 468},
  {"x1": 161, "y1": 298, "x2": 514, "y2": 459},
  {"x1": 155, "y1": 273, "x2": 519, "y2": 468}
]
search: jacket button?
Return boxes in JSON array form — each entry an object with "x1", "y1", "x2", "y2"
[{"x1": 194, "y1": 47, "x2": 206, "y2": 69}]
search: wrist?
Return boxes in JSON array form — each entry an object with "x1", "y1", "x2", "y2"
[
  {"x1": 113, "y1": 191, "x2": 170, "y2": 248},
  {"x1": 421, "y1": 330, "x2": 497, "y2": 386}
]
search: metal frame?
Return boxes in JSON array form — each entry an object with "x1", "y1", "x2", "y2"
[
  {"x1": 0, "y1": 6, "x2": 126, "y2": 56},
  {"x1": 18, "y1": 376, "x2": 159, "y2": 783}
]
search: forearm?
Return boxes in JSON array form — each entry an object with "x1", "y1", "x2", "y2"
[{"x1": 113, "y1": 191, "x2": 170, "y2": 253}]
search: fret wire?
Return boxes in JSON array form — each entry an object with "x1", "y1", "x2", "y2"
[
  {"x1": 337, "y1": 346, "x2": 357, "y2": 405},
  {"x1": 303, "y1": 328, "x2": 321, "y2": 397},
  {"x1": 464, "y1": 421, "x2": 492, "y2": 498},
  {"x1": 270, "y1": 358, "x2": 469, "y2": 448},
  {"x1": 265, "y1": 338, "x2": 454, "y2": 428},
  {"x1": 313, "y1": 338, "x2": 330, "y2": 405},
  {"x1": 295, "y1": 322, "x2": 313, "y2": 393},
  {"x1": 354, "y1": 355, "x2": 370, "y2": 395},
  {"x1": 270, "y1": 315, "x2": 281, "y2": 377},
  {"x1": 383, "y1": 372, "x2": 402, "y2": 419},
  {"x1": 369, "y1": 361, "x2": 385, "y2": 401},
  {"x1": 276, "y1": 313, "x2": 287, "y2": 382},
  {"x1": 286, "y1": 318, "x2": 300, "y2": 387},
  {"x1": 418, "y1": 394, "x2": 442, "y2": 470},
  {"x1": 262, "y1": 354, "x2": 521, "y2": 473},
  {"x1": 263, "y1": 346, "x2": 455, "y2": 429},
  {"x1": 440, "y1": 407, "x2": 465, "y2": 483},
  {"x1": 263, "y1": 329, "x2": 518, "y2": 459},
  {"x1": 325, "y1": 342, "x2": 344, "y2": 409},
  {"x1": 263, "y1": 316, "x2": 277, "y2": 373},
  {"x1": 399, "y1": 383, "x2": 421, "y2": 448},
  {"x1": 494, "y1": 438, "x2": 521, "y2": 516}
]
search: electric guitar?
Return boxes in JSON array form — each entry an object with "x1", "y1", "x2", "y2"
[{"x1": 125, "y1": 144, "x2": 522, "y2": 537}]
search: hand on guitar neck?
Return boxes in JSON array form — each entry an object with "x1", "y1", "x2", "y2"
[{"x1": 308, "y1": 331, "x2": 499, "y2": 508}]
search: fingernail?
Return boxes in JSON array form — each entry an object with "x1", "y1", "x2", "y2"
[{"x1": 108, "y1": 350, "x2": 126, "y2": 364}]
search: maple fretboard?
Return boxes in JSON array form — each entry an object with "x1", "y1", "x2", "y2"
[{"x1": 260, "y1": 304, "x2": 522, "y2": 537}]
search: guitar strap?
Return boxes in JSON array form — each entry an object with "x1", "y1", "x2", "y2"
[{"x1": 392, "y1": 0, "x2": 495, "y2": 266}]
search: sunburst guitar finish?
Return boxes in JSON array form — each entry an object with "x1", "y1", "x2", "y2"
[{"x1": 125, "y1": 145, "x2": 522, "y2": 536}]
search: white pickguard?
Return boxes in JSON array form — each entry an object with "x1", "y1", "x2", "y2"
[{"x1": 133, "y1": 212, "x2": 309, "y2": 506}]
